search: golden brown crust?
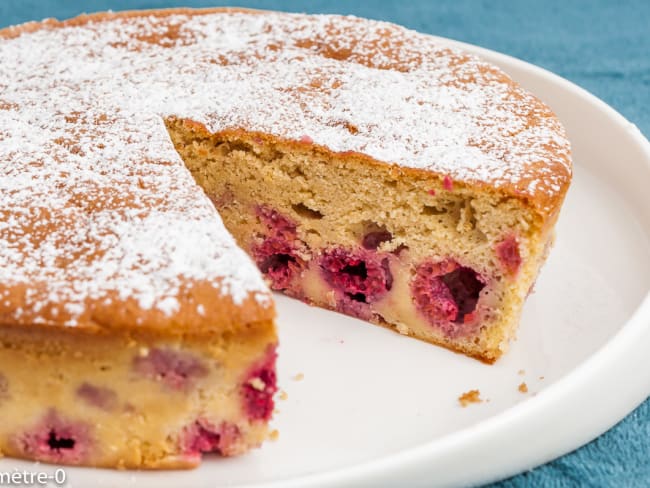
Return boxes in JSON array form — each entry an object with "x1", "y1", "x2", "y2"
[
  {"x1": 177, "y1": 118, "x2": 570, "y2": 226},
  {"x1": 0, "y1": 279, "x2": 274, "y2": 337}
]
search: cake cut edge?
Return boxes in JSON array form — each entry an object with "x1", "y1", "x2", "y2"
[{"x1": 168, "y1": 119, "x2": 570, "y2": 363}]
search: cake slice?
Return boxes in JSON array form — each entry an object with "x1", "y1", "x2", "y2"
[
  {"x1": 0, "y1": 10, "x2": 281, "y2": 468},
  {"x1": 0, "y1": 147, "x2": 277, "y2": 468},
  {"x1": 169, "y1": 119, "x2": 568, "y2": 363},
  {"x1": 158, "y1": 9, "x2": 569, "y2": 364},
  {"x1": 0, "y1": 318, "x2": 276, "y2": 468}
]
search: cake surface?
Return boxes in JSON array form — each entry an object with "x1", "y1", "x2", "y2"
[{"x1": 0, "y1": 7, "x2": 571, "y2": 468}]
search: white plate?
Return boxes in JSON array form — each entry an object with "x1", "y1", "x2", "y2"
[{"x1": 3, "y1": 39, "x2": 649, "y2": 488}]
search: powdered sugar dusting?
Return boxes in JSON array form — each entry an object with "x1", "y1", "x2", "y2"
[{"x1": 0, "y1": 10, "x2": 570, "y2": 326}]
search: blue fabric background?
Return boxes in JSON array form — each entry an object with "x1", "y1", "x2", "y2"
[{"x1": 1, "y1": 1, "x2": 648, "y2": 486}]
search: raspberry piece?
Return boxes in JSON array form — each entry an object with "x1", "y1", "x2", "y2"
[
  {"x1": 182, "y1": 419, "x2": 241, "y2": 457},
  {"x1": 319, "y1": 248, "x2": 392, "y2": 304},
  {"x1": 241, "y1": 346, "x2": 278, "y2": 421},
  {"x1": 253, "y1": 206, "x2": 305, "y2": 290},
  {"x1": 334, "y1": 294, "x2": 374, "y2": 321},
  {"x1": 413, "y1": 271, "x2": 459, "y2": 322},
  {"x1": 412, "y1": 260, "x2": 485, "y2": 336},
  {"x1": 132, "y1": 348, "x2": 208, "y2": 390},
  {"x1": 76, "y1": 383, "x2": 118, "y2": 411},
  {"x1": 496, "y1": 236, "x2": 522, "y2": 276},
  {"x1": 362, "y1": 230, "x2": 392, "y2": 250},
  {"x1": 254, "y1": 237, "x2": 302, "y2": 291},
  {"x1": 15, "y1": 410, "x2": 91, "y2": 464},
  {"x1": 256, "y1": 205, "x2": 296, "y2": 239},
  {"x1": 441, "y1": 266, "x2": 485, "y2": 320}
]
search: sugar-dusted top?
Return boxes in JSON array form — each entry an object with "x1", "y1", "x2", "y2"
[{"x1": 0, "y1": 8, "x2": 571, "y2": 329}]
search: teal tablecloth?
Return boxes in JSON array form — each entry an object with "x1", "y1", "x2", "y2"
[{"x1": 1, "y1": 1, "x2": 648, "y2": 486}]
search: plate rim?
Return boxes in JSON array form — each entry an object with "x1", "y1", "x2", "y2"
[
  {"x1": 0, "y1": 36, "x2": 647, "y2": 488},
  {"x1": 240, "y1": 37, "x2": 650, "y2": 488}
]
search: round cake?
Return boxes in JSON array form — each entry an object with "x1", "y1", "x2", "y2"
[{"x1": 0, "y1": 8, "x2": 571, "y2": 468}]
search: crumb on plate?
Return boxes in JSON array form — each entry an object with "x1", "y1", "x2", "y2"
[{"x1": 458, "y1": 389, "x2": 482, "y2": 407}]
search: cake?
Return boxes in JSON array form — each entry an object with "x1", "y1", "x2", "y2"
[{"x1": 0, "y1": 8, "x2": 572, "y2": 469}]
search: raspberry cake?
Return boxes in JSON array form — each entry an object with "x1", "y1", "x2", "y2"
[{"x1": 0, "y1": 8, "x2": 571, "y2": 468}]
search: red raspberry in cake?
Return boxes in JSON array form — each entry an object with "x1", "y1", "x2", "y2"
[
  {"x1": 362, "y1": 230, "x2": 393, "y2": 250},
  {"x1": 496, "y1": 236, "x2": 522, "y2": 276},
  {"x1": 463, "y1": 311, "x2": 478, "y2": 324},
  {"x1": 299, "y1": 135, "x2": 313, "y2": 144},
  {"x1": 14, "y1": 410, "x2": 92, "y2": 464},
  {"x1": 414, "y1": 272, "x2": 459, "y2": 323},
  {"x1": 319, "y1": 248, "x2": 393, "y2": 304},
  {"x1": 412, "y1": 260, "x2": 485, "y2": 337},
  {"x1": 182, "y1": 419, "x2": 241, "y2": 458},
  {"x1": 253, "y1": 206, "x2": 306, "y2": 290},
  {"x1": 241, "y1": 346, "x2": 278, "y2": 422},
  {"x1": 256, "y1": 205, "x2": 297, "y2": 239},
  {"x1": 254, "y1": 237, "x2": 303, "y2": 291},
  {"x1": 132, "y1": 348, "x2": 208, "y2": 390},
  {"x1": 76, "y1": 383, "x2": 118, "y2": 411},
  {"x1": 334, "y1": 293, "x2": 374, "y2": 321}
]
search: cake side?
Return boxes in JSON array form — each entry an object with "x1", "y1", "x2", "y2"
[
  {"x1": 168, "y1": 122, "x2": 567, "y2": 362},
  {"x1": 0, "y1": 320, "x2": 277, "y2": 468}
]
